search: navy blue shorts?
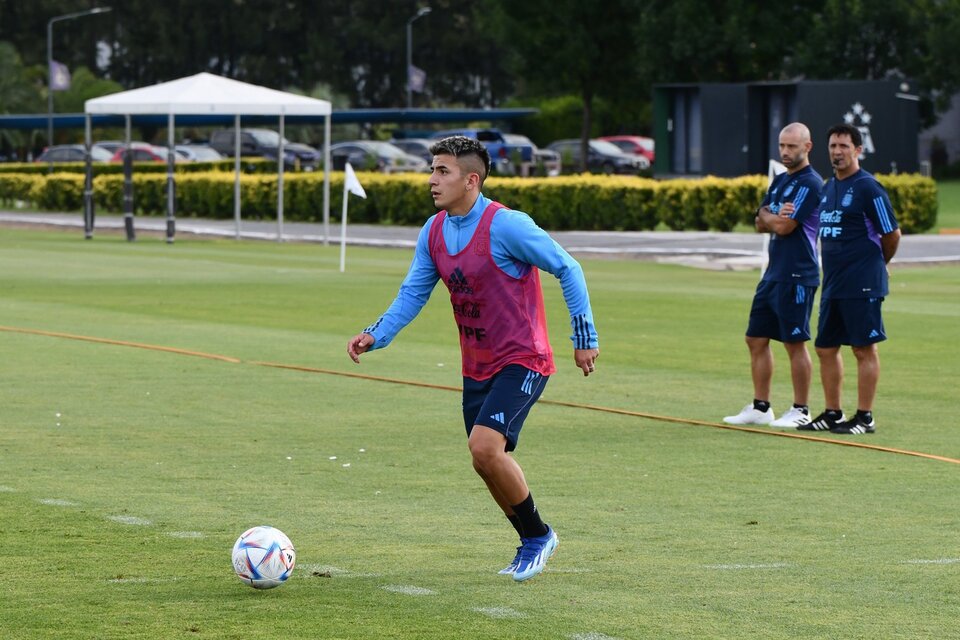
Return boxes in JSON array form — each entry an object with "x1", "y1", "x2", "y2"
[
  {"x1": 815, "y1": 297, "x2": 887, "y2": 348},
  {"x1": 462, "y1": 364, "x2": 549, "y2": 452},
  {"x1": 746, "y1": 280, "x2": 817, "y2": 343}
]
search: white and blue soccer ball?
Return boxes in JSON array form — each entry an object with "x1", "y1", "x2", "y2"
[{"x1": 231, "y1": 525, "x2": 296, "y2": 589}]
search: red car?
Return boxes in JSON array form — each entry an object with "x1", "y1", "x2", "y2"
[
  {"x1": 597, "y1": 135, "x2": 655, "y2": 164},
  {"x1": 110, "y1": 143, "x2": 179, "y2": 163}
]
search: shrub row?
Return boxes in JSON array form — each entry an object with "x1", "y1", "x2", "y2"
[{"x1": 0, "y1": 170, "x2": 938, "y2": 233}]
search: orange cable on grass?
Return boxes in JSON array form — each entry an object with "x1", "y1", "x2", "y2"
[
  {"x1": 254, "y1": 361, "x2": 960, "y2": 465},
  {"x1": 4, "y1": 324, "x2": 959, "y2": 465},
  {"x1": 0, "y1": 325, "x2": 241, "y2": 364}
]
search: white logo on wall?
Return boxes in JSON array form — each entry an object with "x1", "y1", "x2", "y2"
[{"x1": 843, "y1": 102, "x2": 875, "y2": 159}]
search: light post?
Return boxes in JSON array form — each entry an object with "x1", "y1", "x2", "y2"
[
  {"x1": 406, "y1": 6, "x2": 431, "y2": 109},
  {"x1": 46, "y1": 6, "x2": 112, "y2": 150}
]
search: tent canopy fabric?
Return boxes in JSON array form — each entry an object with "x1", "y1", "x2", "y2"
[
  {"x1": 84, "y1": 72, "x2": 332, "y2": 116},
  {"x1": 80, "y1": 72, "x2": 332, "y2": 244}
]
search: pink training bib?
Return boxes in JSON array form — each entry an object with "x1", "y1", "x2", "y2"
[{"x1": 429, "y1": 201, "x2": 556, "y2": 380}]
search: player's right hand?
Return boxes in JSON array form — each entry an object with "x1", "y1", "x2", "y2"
[{"x1": 347, "y1": 333, "x2": 375, "y2": 364}]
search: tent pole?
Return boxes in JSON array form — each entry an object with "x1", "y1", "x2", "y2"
[
  {"x1": 166, "y1": 113, "x2": 175, "y2": 243},
  {"x1": 83, "y1": 114, "x2": 94, "y2": 239},
  {"x1": 123, "y1": 114, "x2": 135, "y2": 241},
  {"x1": 323, "y1": 114, "x2": 331, "y2": 245},
  {"x1": 234, "y1": 115, "x2": 241, "y2": 240},
  {"x1": 277, "y1": 114, "x2": 285, "y2": 242}
]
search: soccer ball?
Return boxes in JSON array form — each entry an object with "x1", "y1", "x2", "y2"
[{"x1": 231, "y1": 525, "x2": 296, "y2": 589}]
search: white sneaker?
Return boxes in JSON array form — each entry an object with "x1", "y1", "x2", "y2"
[
  {"x1": 770, "y1": 406, "x2": 811, "y2": 428},
  {"x1": 723, "y1": 403, "x2": 774, "y2": 425}
]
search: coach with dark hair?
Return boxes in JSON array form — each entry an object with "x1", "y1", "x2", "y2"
[{"x1": 798, "y1": 123, "x2": 901, "y2": 435}]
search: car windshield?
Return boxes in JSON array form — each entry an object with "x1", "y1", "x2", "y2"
[
  {"x1": 248, "y1": 130, "x2": 290, "y2": 146},
  {"x1": 368, "y1": 142, "x2": 406, "y2": 158},
  {"x1": 190, "y1": 147, "x2": 221, "y2": 160},
  {"x1": 475, "y1": 131, "x2": 501, "y2": 142},
  {"x1": 503, "y1": 134, "x2": 535, "y2": 147},
  {"x1": 590, "y1": 140, "x2": 625, "y2": 155}
]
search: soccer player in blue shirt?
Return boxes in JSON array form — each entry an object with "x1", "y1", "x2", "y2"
[
  {"x1": 797, "y1": 123, "x2": 901, "y2": 434},
  {"x1": 347, "y1": 136, "x2": 599, "y2": 581},
  {"x1": 724, "y1": 123, "x2": 823, "y2": 428}
]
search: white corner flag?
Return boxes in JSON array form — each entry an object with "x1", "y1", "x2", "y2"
[
  {"x1": 344, "y1": 162, "x2": 367, "y2": 199},
  {"x1": 340, "y1": 163, "x2": 367, "y2": 273}
]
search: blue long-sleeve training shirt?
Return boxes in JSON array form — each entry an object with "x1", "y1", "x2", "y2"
[{"x1": 364, "y1": 193, "x2": 599, "y2": 352}]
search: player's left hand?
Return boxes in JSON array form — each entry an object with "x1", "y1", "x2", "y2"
[{"x1": 575, "y1": 348, "x2": 599, "y2": 377}]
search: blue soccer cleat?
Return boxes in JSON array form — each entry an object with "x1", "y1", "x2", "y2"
[
  {"x1": 498, "y1": 545, "x2": 523, "y2": 575},
  {"x1": 513, "y1": 526, "x2": 559, "y2": 582}
]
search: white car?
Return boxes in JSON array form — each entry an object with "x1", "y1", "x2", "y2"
[{"x1": 503, "y1": 133, "x2": 561, "y2": 177}]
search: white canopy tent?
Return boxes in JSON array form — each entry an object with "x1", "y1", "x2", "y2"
[{"x1": 84, "y1": 72, "x2": 332, "y2": 243}]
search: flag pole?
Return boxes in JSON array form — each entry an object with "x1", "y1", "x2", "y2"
[
  {"x1": 339, "y1": 179, "x2": 349, "y2": 273},
  {"x1": 339, "y1": 163, "x2": 366, "y2": 273}
]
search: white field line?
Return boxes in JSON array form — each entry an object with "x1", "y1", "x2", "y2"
[
  {"x1": 548, "y1": 567, "x2": 592, "y2": 573},
  {"x1": 38, "y1": 498, "x2": 79, "y2": 507},
  {"x1": 166, "y1": 531, "x2": 204, "y2": 538},
  {"x1": 381, "y1": 584, "x2": 437, "y2": 596},
  {"x1": 472, "y1": 607, "x2": 525, "y2": 619},
  {"x1": 903, "y1": 558, "x2": 960, "y2": 565},
  {"x1": 106, "y1": 515, "x2": 152, "y2": 526},
  {"x1": 703, "y1": 562, "x2": 792, "y2": 570},
  {"x1": 107, "y1": 576, "x2": 181, "y2": 584},
  {"x1": 0, "y1": 485, "x2": 15, "y2": 492},
  {"x1": 571, "y1": 633, "x2": 621, "y2": 640}
]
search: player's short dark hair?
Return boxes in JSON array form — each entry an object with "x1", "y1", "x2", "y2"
[
  {"x1": 429, "y1": 136, "x2": 491, "y2": 183},
  {"x1": 827, "y1": 123, "x2": 862, "y2": 147}
]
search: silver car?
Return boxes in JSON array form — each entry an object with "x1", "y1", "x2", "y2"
[{"x1": 330, "y1": 141, "x2": 429, "y2": 173}]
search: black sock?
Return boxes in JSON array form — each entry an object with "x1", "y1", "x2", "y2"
[
  {"x1": 793, "y1": 404, "x2": 809, "y2": 414},
  {"x1": 753, "y1": 399, "x2": 770, "y2": 412},
  {"x1": 506, "y1": 514, "x2": 524, "y2": 539},
  {"x1": 825, "y1": 408, "x2": 843, "y2": 419},
  {"x1": 511, "y1": 493, "x2": 548, "y2": 539},
  {"x1": 856, "y1": 409, "x2": 873, "y2": 423}
]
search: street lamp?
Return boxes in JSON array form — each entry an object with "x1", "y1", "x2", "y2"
[
  {"x1": 406, "y1": 6, "x2": 431, "y2": 109},
  {"x1": 47, "y1": 6, "x2": 112, "y2": 151}
]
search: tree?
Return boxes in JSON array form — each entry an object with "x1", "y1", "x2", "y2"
[
  {"x1": 634, "y1": 0, "x2": 798, "y2": 85},
  {"x1": 52, "y1": 66, "x2": 123, "y2": 114},
  {"x1": 787, "y1": 0, "x2": 960, "y2": 126},
  {"x1": 0, "y1": 40, "x2": 43, "y2": 157},
  {"x1": 491, "y1": 0, "x2": 645, "y2": 171}
]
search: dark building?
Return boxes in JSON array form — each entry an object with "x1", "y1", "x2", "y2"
[{"x1": 653, "y1": 80, "x2": 919, "y2": 177}]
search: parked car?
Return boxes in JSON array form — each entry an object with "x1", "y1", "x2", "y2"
[
  {"x1": 175, "y1": 144, "x2": 224, "y2": 162},
  {"x1": 110, "y1": 143, "x2": 180, "y2": 163},
  {"x1": 546, "y1": 139, "x2": 649, "y2": 175},
  {"x1": 209, "y1": 128, "x2": 321, "y2": 171},
  {"x1": 597, "y1": 135, "x2": 655, "y2": 164},
  {"x1": 92, "y1": 140, "x2": 126, "y2": 155},
  {"x1": 34, "y1": 144, "x2": 113, "y2": 163},
  {"x1": 502, "y1": 133, "x2": 561, "y2": 177},
  {"x1": 430, "y1": 128, "x2": 535, "y2": 175},
  {"x1": 329, "y1": 141, "x2": 429, "y2": 173},
  {"x1": 388, "y1": 138, "x2": 434, "y2": 164}
]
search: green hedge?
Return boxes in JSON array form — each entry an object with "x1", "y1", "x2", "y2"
[{"x1": 0, "y1": 171, "x2": 938, "y2": 233}]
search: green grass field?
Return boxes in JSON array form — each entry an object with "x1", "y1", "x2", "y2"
[
  {"x1": 1, "y1": 228, "x2": 959, "y2": 639},
  {"x1": 936, "y1": 179, "x2": 960, "y2": 231}
]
